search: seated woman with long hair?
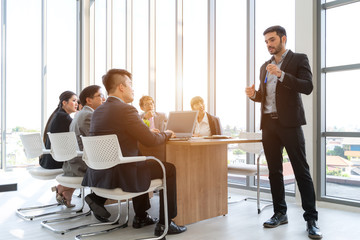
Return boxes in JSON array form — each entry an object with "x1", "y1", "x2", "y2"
[{"x1": 40, "y1": 90, "x2": 78, "y2": 208}]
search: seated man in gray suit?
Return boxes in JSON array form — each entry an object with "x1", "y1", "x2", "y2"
[
  {"x1": 139, "y1": 95, "x2": 167, "y2": 132},
  {"x1": 63, "y1": 85, "x2": 109, "y2": 221}
]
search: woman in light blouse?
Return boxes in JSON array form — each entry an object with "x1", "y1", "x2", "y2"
[{"x1": 190, "y1": 96, "x2": 222, "y2": 136}]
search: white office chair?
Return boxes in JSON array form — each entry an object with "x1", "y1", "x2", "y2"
[
  {"x1": 228, "y1": 132, "x2": 272, "y2": 213},
  {"x1": 41, "y1": 132, "x2": 91, "y2": 234},
  {"x1": 75, "y1": 134, "x2": 168, "y2": 240},
  {"x1": 16, "y1": 133, "x2": 64, "y2": 220}
]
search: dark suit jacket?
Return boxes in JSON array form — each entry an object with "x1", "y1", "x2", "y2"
[
  {"x1": 207, "y1": 113, "x2": 222, "y2": 135},
  {"x1": 82, "y1": 97, "x2": 172, "y2": 192},
  {"x1": 251, "y1": 50, "x2": 313, "y2": 129},
  {"x1": 39, "y1": 108, "x2": 73, "y2": 169}
]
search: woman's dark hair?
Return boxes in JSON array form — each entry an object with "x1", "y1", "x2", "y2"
[
  {"x1": 79, "y1": 85, "x2": 101, "y2": 106},
  {"x1": 77, "y1": 99, "x2": 82, "y2": 110},
  {"x1": 43, "y1": 91, "x2": 76, "y2": 143}
]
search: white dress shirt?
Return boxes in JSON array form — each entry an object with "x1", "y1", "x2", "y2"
[{"x1": 193, "y1": 113, "x2": 211, "y2": 136}]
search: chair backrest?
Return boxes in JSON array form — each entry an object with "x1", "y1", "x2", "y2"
[
  {"x1": 238, "y1": 132, "x2": 263, "y2": 155},
  {"x1": 20, "y1": 133, "x2": 46, "y2": 159},
  {"x1": 81, "y1": 134, "x2": 123, "y2": 170},
  {"x1": 47, "y1": 132, "x2": 81, "y2": 162}
]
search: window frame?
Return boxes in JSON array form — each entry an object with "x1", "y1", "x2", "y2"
[{"x1": 317, "y1": 0, "x2": 360, "y2": 207}]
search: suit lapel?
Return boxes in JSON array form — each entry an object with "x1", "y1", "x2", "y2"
[{"x1": 280, "y1": 50, "x2": 293, "y2": 71}]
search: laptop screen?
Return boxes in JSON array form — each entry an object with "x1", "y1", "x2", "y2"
[{"x1": 165, "y1": 111, "x2": 198, "y2": 138}]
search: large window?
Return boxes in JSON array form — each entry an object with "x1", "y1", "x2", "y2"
[
  {"x1": 94, "y1": 0, "x2": 106, "y2": 86},
  {"x1": 155, "y1": 0, "x2": 176, "y2": 113},
  {"x1": 182, "y1": 0, "x2": 207, "y2": 110},
  {"x1": 47, "y1": 0, "x2": 77, "y2": 116},
  {"x1": 320, "y1": 0, "x2": 360, "y2": 204},
  {"x1": 1, "y1": 0, "x2": 78, "y2": 169},
  {"x1": 132, "y1": 0, "x2": 149, "y2": 112},
  {"x1": 216, "y1": 0, "x2": 246, "y2": 136},
  {"x1": 216, "y1": 0, "x2": 247, "y2": 186},
  {"x1": 6, "y1": 0, "x2": 42, "y2": 167},
  {"x1": 113, "y1": 0, "x2": 126, "y2": 70}
]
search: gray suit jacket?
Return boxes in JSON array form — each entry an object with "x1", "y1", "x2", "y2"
[
  {"x1": 140, "y1": 111, "x2": 167, "y2": 131},
  {"x1": 62, "y1": 106, "x2": 94, "y2": 177}
]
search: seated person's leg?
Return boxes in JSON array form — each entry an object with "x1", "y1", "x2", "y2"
[
  {"x1": 85, "y1": 192, "x2": 110, "y2": 222},
  {"x1": 132, "y1": 193, "x2": 157, "y2": 228},
  {"x1": 147, "y1": 160, "x2": 186, "y2": 236}
]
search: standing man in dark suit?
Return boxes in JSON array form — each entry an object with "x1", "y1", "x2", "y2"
[
  {"x1": 81, "y1": 69, "x2": 186, "y2": 238},
  {"x1": 245, "y1": 26, "x2": 322, "y2": 239}
]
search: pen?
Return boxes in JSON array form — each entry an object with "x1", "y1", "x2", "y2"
[{"x1": 264, "y1": 71, "x2": 269, "y2": 84}]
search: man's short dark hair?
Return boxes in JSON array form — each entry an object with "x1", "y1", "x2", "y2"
[
  {"x1": 263, "y1": 25, "x2": 287, "y2": 39},
  {"x1": 102, "y1": 69, "x2": 132, "y2": 94},
  {"x1": 79, "y1": 85, "x2": 101, "y2": 106}
]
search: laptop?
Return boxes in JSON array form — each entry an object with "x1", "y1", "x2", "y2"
[{"x1": 165, "y1": 111, "x2": 198, "y2": 139}]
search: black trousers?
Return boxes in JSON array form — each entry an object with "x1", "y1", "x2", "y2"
[
  {"x1": 89, "y1": 160, "x2": 177, "y2": 224},
  {"x1": 262, "y1": 115, "x2": 318, "y2": 221},
  {"x1": 132, "y1": 160, "x2": 177, "y2": 224}
]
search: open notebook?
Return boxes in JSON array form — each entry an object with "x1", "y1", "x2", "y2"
[{"x1": 165, "y1": 111, "x2": 198, "y2": 139}]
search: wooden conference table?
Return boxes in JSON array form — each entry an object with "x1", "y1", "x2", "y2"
[{"x1": 164, "y1": 138, "x2": 261, "y2": 226}]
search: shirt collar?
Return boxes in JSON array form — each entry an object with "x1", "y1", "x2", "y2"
[
  {"x1": 199, "y1": 112, "x2": 209, "y2": 124},
  {"x1": 83, "y1": 105, "x2": 94, "y2": 112},
  {"x1": 108, "y1": 95, "x2": 125, "y2": 103},
  {"x1": 270, "y1": 49, "x2": 289, "y2": 64}
]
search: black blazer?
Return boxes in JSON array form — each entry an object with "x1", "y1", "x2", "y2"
[
  {"x1": 39, "y1": 108, "x2": 72, "y2": 169},
  {"x1": 252, "y1": 50, "x2": 313, "y2": 129},
  {"x1": 82, "y1": 97, "x2": 171, "y2": 192}
]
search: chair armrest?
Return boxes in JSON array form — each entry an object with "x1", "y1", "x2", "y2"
[
  {"x1": 121, "y1": 156, "x2": 147, "y2": 164},
  {"x1": 145, "y1": 156, "x2": 167, "y2": 187},
  {"x1": 42, "y1": 149, "x2": 51, "y2": 155},
  {"x1": 121, "y1": 156, "x2": 166, "y2": 182}
]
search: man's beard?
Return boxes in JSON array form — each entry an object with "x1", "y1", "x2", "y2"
[{"x1": 268, "y1": 38, "x2": 283, "y2": 55}]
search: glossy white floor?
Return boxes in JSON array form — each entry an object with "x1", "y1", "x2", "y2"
[{"x1": 1, "y1": 169, "x2": 360, "y2": 240}]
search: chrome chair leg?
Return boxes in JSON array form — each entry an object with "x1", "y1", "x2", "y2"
[
  {"x1": 17, "y1": 192, "x2": 85, "y2": 221},
  {"x1": 228, "y1": 154, "x2": 272, "y2": 213},
  {"x1": 41, "y1": 188, "x2": 95, "y2": 234},
  {"x1": 16, "y1": 202, "x2": 63, "y2": 221},
  {"x1": 75, "y1": 199, "x2": 128, "y2": 240},
  {"x1": 75, "y1": 184, "x2": 168, "y2": 240}
]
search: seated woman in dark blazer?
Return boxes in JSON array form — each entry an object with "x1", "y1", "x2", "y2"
[
  {"x1": 190, "y1": 96, "x2": 222, "y2": 136},
  {"x1": 39, "y1": 90, "x2": 78, "y2": 207}
]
